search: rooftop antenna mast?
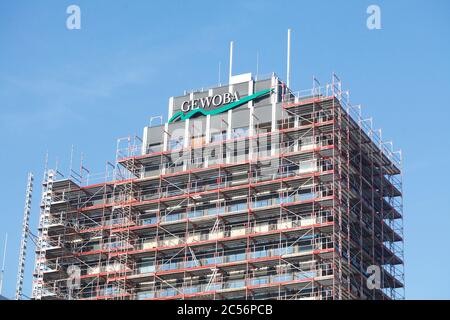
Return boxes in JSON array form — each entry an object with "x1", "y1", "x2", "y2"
[
  {"x1": 218, "y1": 61, "x2": 221, "y2": 86},
  {"x1": 229, "y1": 41, "x2": 233, "y2": 83},
  {"x1": 0, "y1": 233, "x2": 7, "y2": 296},
  {"x1": 256, "y1": 51, "x2": 259, "y2": 81},
  {"x1": 15, "y1": 172, "x2": 34, "y2": 300},
  {"x1": 287, "y1": 28, "x2": 291, "y2": 88}
]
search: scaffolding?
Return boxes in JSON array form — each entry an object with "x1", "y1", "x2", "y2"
[
  {"x1": 31, "y1": 74, "x2": 404, "y2": 300},
  {"x1": 15, "y1": 173, "x2": 34, "y2": 300}
]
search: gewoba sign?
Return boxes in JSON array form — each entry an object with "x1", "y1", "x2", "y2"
[{"x1": 169, "y1": 88, "x2": 273, "y2": 123}]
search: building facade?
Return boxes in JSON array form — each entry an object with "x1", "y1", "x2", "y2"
[{"x1": 32, "y1": 73, "x2": 404, "y2": 300}]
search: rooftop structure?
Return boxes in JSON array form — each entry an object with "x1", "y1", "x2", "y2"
[{"x1": 31, "y1": 72, "x2": 404, "y2": 300}]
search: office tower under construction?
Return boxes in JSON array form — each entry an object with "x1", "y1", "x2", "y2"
[{"x1": 32, "y1": 72, "x2": 404, "y2": 300}]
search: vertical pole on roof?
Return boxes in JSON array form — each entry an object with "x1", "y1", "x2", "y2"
[
  {"x1": 256, "y1": 51, "x2": 259, "y2": 81},
  {"x1": 287, "y1": 29, "x2": 291, "y2": 89},
  {"x1": 229, "y1": 41, "x2": 233, "y2": 83},
  {"x1": 69, "y1": 144, "x2": 74, "y2": 178},
  {"x1": 218, "y1": 61, "x2": 221, "y2": 86}
]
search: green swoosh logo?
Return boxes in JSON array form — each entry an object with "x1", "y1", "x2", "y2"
[{"x1": 168, "y1": 88, "x2": 273, "y2": 123}]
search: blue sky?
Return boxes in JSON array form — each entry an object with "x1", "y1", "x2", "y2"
[{"x1": 0, "y1": 0, "x2": 449, "y2": 299}]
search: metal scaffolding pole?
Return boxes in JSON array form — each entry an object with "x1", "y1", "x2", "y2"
[
  {"x1": 15, "y1": 172, "x2": 34, "y2": 300},
  {"x1": 0, "y1": 233, "x2": 7, "y2": 296}
]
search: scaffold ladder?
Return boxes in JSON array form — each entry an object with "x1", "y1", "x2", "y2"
[
  {"x1": 15, "y1": 173, "x2": 34, "y2": 300},
  {"x1": 32, "y1": 169, "x2": 54, "y2": 300}
]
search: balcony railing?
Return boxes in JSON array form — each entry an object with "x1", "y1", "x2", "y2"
[
  {"x1": 66, "y1": 261, "x2": 334, "y2": 300},
  {"x1": 130, "y1": 215, "x2": 333, "y2": 253},
  {"x1": 131, "y1": 236, "x2": 333, "y2": 275}
]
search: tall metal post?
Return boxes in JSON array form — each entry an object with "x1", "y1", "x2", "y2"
[
  {"x1": 15, "y1": 172, "x2": 34, "y2": 300},
  {"x1": 229, "y1": 41, "x2": 233, "y2": 83},
  {"x1": 0, "y1": 233, "x2": 8, "y2": 295},
  {"x1": 287, "y1": 29, "x2": 291, "y2": 88}
]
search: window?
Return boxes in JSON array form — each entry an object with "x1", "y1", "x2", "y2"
[
  {"x1": 232, "y1": 126, "x2": 249, "y2": 138},
  {"x1": 191, "y1": 134, "x2": 205, "y2": 147},
  {"x1": 169, "y1": 136, "x2": 183, "y2": 150},
  {"x1": 211, "y1": 131, "x2": 227, "y2": 143},
  {"x1": 147, "y1": 142, "x2": 162, "y2": 154}
]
